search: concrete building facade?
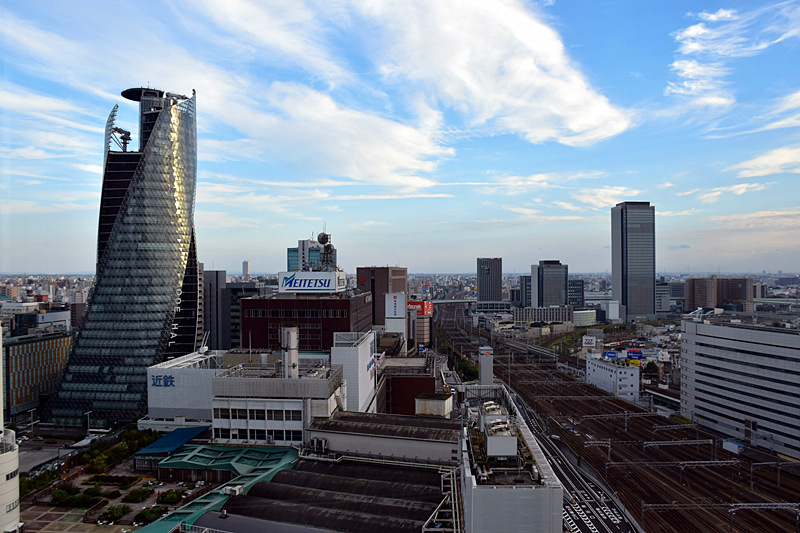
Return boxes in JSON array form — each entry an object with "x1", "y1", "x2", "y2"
[
  {"x1": 586, "y1": 358, "x2": 640, "y2": 401},
  {"x1": 681, "y1": 320, "x2": 800, "y2": 459}
]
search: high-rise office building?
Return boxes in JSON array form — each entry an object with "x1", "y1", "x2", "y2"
[
  {"x1": 519, "y1": 275, "x2": 532, "y2": 308},
  {"x1": 242, "y1": 260, "x2": 251, "y2": 280},
  {"x1": 611, "y1": 201, "x2": 655, "y2": 321},
  {"x1": 288, "y1": 238, "x2": 338, "y2": 272},
  {"x1": 568, "y1": 279, "x2": 585, "y2": 307},
  {"x1": 356, "y1": 267, "x2": 408, "y2": 326},
  {"x1": 44, "y1": 87, "x2": 201, "y2": 428},
  {"x1": 531, "y1": 260, "x2": 568, "y2": 307},
  {"x1": 477, "y1": 258, "x2": 502, "y2": 302}
]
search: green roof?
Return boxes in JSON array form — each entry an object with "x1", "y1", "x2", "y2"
[{"x1": 137, "y1": 445, "x2": 297, "y2": 533}]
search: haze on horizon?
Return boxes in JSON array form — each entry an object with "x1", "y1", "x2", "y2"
[{"x1": 1, "y1": 1, "x2": 799, "y2": 275}]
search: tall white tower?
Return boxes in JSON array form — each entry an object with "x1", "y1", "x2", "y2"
[{"x1": 0, "y1": 326, "x2": 21, "y2": 531}]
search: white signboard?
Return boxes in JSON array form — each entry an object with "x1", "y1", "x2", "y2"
[
  {"x1": 582, "y1": 336, "x2": 596, "y2": 348},
  {"x1": 278, "y1": 271, "x2": 346, "y2": 293},
  {"x1": 385, "y1": 292, "x2": 406, "y2": 319}
]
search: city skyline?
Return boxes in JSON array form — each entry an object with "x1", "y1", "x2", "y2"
[{"x1": 2, "y1": 1, "x2": 800, "y2": 275}]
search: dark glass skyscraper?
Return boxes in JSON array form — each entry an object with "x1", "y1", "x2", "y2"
[
  {"x1": 611, "y1": 201, "x2": 655, "y2": 321},
  {"x1": 531, "y1": 260, "x2": 568, "y2": 307},
  {"x1": 44, "y1": 88, "x2": 201, "y2": 427},
  {"x1": 477, "y1": 258, "x2": 502, "y2": 302}
]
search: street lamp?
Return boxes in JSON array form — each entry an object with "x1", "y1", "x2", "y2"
[{"x1": 84, "y1": 411, "x2": 93, "y2": 432}]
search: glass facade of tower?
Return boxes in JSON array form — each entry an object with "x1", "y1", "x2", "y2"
[
  {"x1": 611, "y1": 201, "x2": 655, "y2": 321},
  {"x1": 44, "y1": 88, "x2": 200, "y2": 427}
]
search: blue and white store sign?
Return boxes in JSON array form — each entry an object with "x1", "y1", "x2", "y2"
[{"x1": 278, "y1": 271, "x2": 346, "y2": 293}]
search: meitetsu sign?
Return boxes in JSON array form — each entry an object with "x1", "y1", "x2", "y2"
[{"x1": 278, "y1": 271, "x2": 346, "y2": 293}]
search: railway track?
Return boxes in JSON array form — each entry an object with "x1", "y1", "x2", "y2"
[{"x1": 437, "y1": 303, "x2": 800, "y2": 533}]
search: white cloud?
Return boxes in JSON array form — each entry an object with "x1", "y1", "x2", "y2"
[
  {"x1": 195, "y1": 211, "x2": 260, "y2": 229},
  {"x1": 0, "y1": 200, "x2": 95, "y2": 215},
  {"x1": 705, "y1": 208, "x2": 800, "y2": 229},
  {"x1": 553, "y1": 201, "x2": 583, "y2": 211},
  {"x1": 666, "y1": 4, "x2": 800, "y2": 108},
  {"x1": 358, "y1": 221, "x2": 390, "y2": 227},
  {"x1": 188, "y1": 0, "x2": 350, "y2": 83},
  {"x1": 355, "y1": 0, "x2": 633, "y2": 146},
  {"x1": 696, "y1": 9, "x2": 738, "y2": 22},
  {"x1": 676, "y1": 188, "x2": 699, "y2": 196},
  {"x1": 660, "y1": 209, "x2": 700, "y2": 216},
  {"x1": 725, "y1": 145, "x2": 800, "y2": 177},
  {"x1": 656, "y1": 182, "x2": 675, "y2": 189},
  {"x1": 480, "y1": 171, "x2": 601, "y2": 196},
  {"x1": 73, "y1": 164, "x2": 103, "y2": 175},
  {"x1": 697, "y1": 182, "x2": 772, "y2": 203},
  {"x1": 571, "y1": 186, "x2": 642, "y2": 209}
]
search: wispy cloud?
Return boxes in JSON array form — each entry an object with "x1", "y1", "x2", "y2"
[
  {"x1": 355, "y1": 0, "x2": 633, "y2": 146},
  {"x1": 666, "y1": 3, "x2": 800, "y2": 108},
  {"x1": 705, "y1": 207, "x2": 800, "y2": 229},
  {"x1": 553, "y1": 201, "x2": 584, "y2": 212},
  {"x1": 195, "y1": 211, "x2": 260, "y2": 229},
  {"x1": 571, "y1": 186, "x2": 642, "y2": 209},
  {"x1": 660, "y1": 209, "x2": 700, "y2": 216},
  {"x1": 725, "y1": 144, "x2": 800, "y2": 177},
  {"x1": 479, "y1": 171, "x2": 601, "y2": 196},
  {"x1": 657, "y1": 181, "x2": 675, "y2": 189},
  {"x1": 697, "y1": 182, "x2": 772, "y2": 203},
  {"x1": 676, "y1": 188, "x2": 699, "y2": 196}
]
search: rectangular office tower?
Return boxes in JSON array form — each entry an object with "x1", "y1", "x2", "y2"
[
  {"x1": 44, "y1": 87, "x2": 201, "y2": 428},
  {"x1": 477, "y1": 258, "x2": 502, "y2": 302},
  {"x1": 531, "y1": 260, "x2": 568, "y2": 308},
  {"x1": 611, "y1": 201, "x2": 655, "y2": 321}
]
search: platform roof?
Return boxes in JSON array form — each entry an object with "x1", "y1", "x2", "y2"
[{"x1": 135, "y1": 426, "x2": 209, "y2": 457}]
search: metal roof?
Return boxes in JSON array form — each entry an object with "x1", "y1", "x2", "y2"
[{"x1": 134, "y1": 426, "x2": 209, "y2": 457}]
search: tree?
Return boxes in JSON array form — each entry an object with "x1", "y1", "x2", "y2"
[{"x1": 643, "y1": 361, "x2": 660, "y2": 377}]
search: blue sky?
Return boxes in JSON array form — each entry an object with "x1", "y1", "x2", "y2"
[{"x1": 1, "y1": 0, "x2": 799, "y2": 275}]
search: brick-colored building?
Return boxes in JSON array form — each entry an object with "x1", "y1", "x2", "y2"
[{"x1": 240, "y1": 292, "x2": 373, "y2": 351}]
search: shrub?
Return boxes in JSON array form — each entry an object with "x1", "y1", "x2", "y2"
[
  {"x1": 133, "y1": 506, "x2": 168, "y2": 525},
  {"x1": 119, "y1": 482, "x2": 131, "y2": 491},
  {"x1": 19, "y1": 471, "x2": 54, "y2": 497},
  {"x1": 84, "y1": 474, "x2": 140, "y2": 486},
  {"x1": 83, "y1": 484, "x2": 102, "y2": 497},
  {"x1": 122, "y1": 487, "x2": 154, "y2": 503},
  {"x1": 98, "y1": 505, "x2": 131, "y2": 523},
  {"x1": 102, "y1": 489, "x2": 121, "y2": 499},
  {"x1": 87, "y1": 454, "x2": 108, "y2": 474},
  {"x1": 157, "y1": 489, "x2": 184, "y2": 504}
]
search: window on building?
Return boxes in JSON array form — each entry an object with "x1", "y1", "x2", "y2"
[
  {"x1": 267, "y1": 409, "x2": 284, "y2": 421},
  {"x1": 249, "y1": 409, "x2": 266, "y2": 420},
  {"x1": 268, "y1": 429, "x2": 284, "y2": 441},
  {"x1": 287, "y1": 410, "x2": 302, "y2": 421},
  {"x1": 219, "y1": 428, "x2": 230, "y2": 439},
  {"x1": 286, "y1": 430, "x2": 302, "y2": 441}
]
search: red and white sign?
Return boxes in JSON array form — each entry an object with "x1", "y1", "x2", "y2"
[
  {"x1": 582, "y1": 336, "x2": 596, "y2": 348},
  {"x1": 407, "y1": 301, "x2": 433, "y2": 316}
]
